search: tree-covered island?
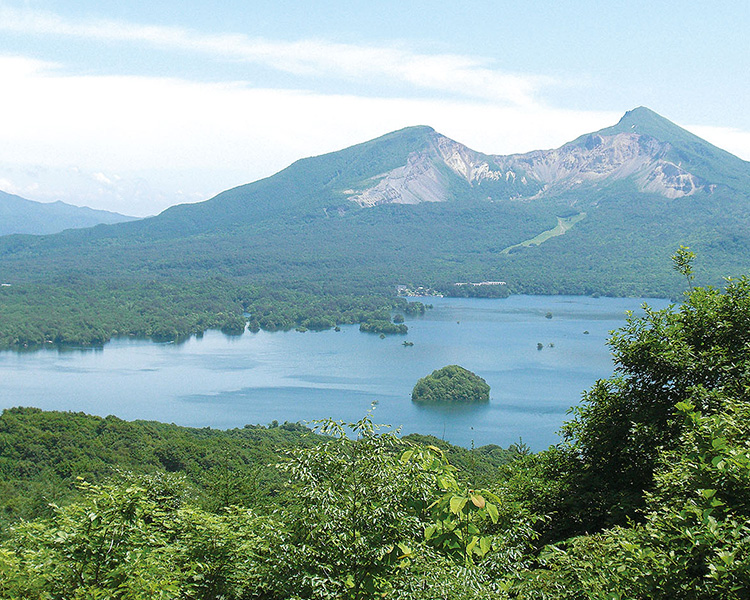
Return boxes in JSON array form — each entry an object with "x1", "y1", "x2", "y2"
[
  {"x1": 412, "y1": 365, "x2": 490, "y2": 404},
  {"x1": 3, "y1": 267, "x2": 750, "y2": 597}
]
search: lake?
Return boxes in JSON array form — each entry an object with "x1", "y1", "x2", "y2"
[{"x1": 0, "y1": 295, "x2": 670, "y2": 450}]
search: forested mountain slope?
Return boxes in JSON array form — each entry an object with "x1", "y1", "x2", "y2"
[
  {"x1": 0, "y1": 107, "x2": 749, "y2": 346},
  {"x1": 1, "y1": 107, "x2": 747, "y2": 294}
]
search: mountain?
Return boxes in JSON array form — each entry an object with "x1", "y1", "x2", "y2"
[
  {"x1": 0, "y1": 191, "x2": 137, "y2": 235},
  {"x1": 1, "y1": 107, "x2": 749, "y2": 300},
  {"x1": 341, "y1": 107, "x2": 750, "y2": 206}
]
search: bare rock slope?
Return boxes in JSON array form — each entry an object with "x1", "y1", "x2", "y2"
[{"x1": 347, "y1": 108, "x2": 736, "y2": 207}]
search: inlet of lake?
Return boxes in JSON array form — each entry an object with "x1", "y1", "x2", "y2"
[{"x1": 0, "y1": 295, "x2": 671, "y2": 450}]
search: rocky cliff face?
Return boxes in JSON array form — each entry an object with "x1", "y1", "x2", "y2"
[
  {"x1": 347, "y1": 152, "x2": 450, "y2": 206},
  {"x1": 347, "y1": 112, "x2": 715, "y2": 207},
  {"x1": 499, "y1": 132, "x2": 707, "y2": 199},
  {"x1": 347, "y1": 133, "x2": 529, "y2": 207}
]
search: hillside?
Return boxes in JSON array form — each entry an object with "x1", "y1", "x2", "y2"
[
  {"x1": 0, "y1": 190, "x2": 137, "y2": 235},
  {"x1": 0, "y1": 407, "x2": 516, "y2": 528},
  {"x1": 0, "y1": 107, "x2": 749, "y2": 346},
  {"x1": 2, "y1": 279, "x2": 750, "y2": 598}
]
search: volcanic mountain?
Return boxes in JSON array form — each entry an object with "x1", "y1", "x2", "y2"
[{"x1": 1, "y1": 107, "x2": 748, "y2": 297}]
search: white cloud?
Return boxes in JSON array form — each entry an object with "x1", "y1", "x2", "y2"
[
  {"x1": 0, "y1": 6, "x2": 747, "y2": 216},
  {"x1": 0, "y1": 52, "x2": 747, "y2": 216},
  {"x1": 0, "y1": 54, "x2": 621, "y2": 213},
  {"x1": 92, "y1": 172, "x2": 115, "y2": 186},
  {"x1": 0, "y1": 176, "x2": 39, "y2": 197},
  {"x1": 0, "y1": 6, "x2": 545, "y2": 105}
]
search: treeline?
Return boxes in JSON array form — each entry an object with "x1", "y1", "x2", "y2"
[
  {"x1": 3, "y1": 187, "x2": 749, "y2": 350},
  {"x1": 0, "y1": 408, "x2": 314, "y2": 528},
  {"x1": 0, "y1": 278, "x2": 427, "y2": 349},
  {"x1": 2, "y1": 277, "x2": 750, "y2": 597},
  {"x1": 0, "y1": 406, "x2": 515, "y2": 532}
]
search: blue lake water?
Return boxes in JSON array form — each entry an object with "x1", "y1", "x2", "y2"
[{"x1": 0, "y1": 295, "x2": 670, "y2": 449}]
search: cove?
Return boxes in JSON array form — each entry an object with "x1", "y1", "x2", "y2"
[{"x1": 0, "y1": 295, "x2": 670, "y2": 450}]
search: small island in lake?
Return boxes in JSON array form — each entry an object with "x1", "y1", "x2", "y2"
[{"x1": 411, "y1": 365, "x2": 490, "y2": 404}]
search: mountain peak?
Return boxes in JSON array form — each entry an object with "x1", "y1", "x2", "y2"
[
  {"x1": 573, "y1": 107, "x2": 749, "y2": 189},
  {"x1": 365, "y1": 124, "x2": 436, "y2": 145},
  {"x1": 395, "y1": 125, "x2": 436, "y2": 134},
  {"x1": 0, "y1": 190, "x2": 137, "y2": 236},
  {"x1": 618, "y1": 106, "x2": 666, "y2": 126},
  {"x1": 597, "y1": 106, "x2": 689, "y2": 141}
]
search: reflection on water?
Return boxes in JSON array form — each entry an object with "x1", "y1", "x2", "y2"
[{"x1": 0, "y1": 295, "x2": 669, "y2": 449}]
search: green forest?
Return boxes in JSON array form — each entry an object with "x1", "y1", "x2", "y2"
[
  {"x1": 2, "y1": 112, "x2": 750, "y2": 350},
  {"x1": 0, "y1": 279, "x2": 427, "y2": 349},
  {"x1": 411, "y1": 365, "x2": 491, "y2": 404},
  {"x1": 2, "y1": 269, "x2": 750, "y2": 598}
]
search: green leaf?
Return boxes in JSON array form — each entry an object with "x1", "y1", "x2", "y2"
[
  {"x1": 486, "y1": 501, "x2": 499, "y2": 523},
  {"x1": 479, "y1": 536, "x2": 492, "y2": 556},
  {"x1": 712, "y1": 438, "x2": 728, "y2": 450},
  {"x1": 450, "y1": 496, "x2": 467, "y2": 515},
  {"x1": 397, "y1": 542, "x2": 412, "y2": 558}
]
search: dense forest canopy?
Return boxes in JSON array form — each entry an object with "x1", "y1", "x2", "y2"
[
  {"x1": 0, "y1": 279, "x2": 428, "y2": 349},
  {"x1": 411, "y1": 365, "x2": 491, "y2": 404},
  {"x1": 1, "y1": 110, "x2": 749, "y2": 349},
  {"x1": 2, "y1": 271, "x2": 750, "y2": 597}
]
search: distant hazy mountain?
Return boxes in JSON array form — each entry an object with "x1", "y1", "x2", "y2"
[
  {"x1": 0, "y1": 191, "x2": 137, "y2": 236},
  {"x1": 1, "y1": 107, "x2": 749, "y2": 297}
]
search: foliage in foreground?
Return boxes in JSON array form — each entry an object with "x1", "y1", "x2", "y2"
[
  {"x1": 0, "y1": 407, "x2": 516, "y2": 532},
  {"x1": 0, "y1": 414, "x2": 533, "y2": 599},
  {"x1": 3, "y1": 274, "x2": 750, "y2": 598}
]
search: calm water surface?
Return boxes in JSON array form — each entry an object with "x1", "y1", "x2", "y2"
[{"x1": 0, "y1": 296, "x2": 670, "y2": 449}]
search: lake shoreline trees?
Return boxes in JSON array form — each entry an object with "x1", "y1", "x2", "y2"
[{"x1": 3, "y1": 259, "x2": 750, "y2": 596}]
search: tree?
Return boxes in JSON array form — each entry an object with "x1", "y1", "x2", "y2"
[
  {"x1": 514, "y1": 397, "x2": 750, "y2": 599},
  {"x1": 672, "y1": 245, "x2": 696, "y2": 290},
  {"x1": 412, "y1": 366, "x2": 490, "y2": 404},
  {"x1": 561, "y1": 274, "x2": 750, "y2": 532},
  {"x1": 0, "y1": 474, "x2": 275, "y2": 599},
  {"x1": 270, "y1": 413, "x2": 436, "y2": 599}
]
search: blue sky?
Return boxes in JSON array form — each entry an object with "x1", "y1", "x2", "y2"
[{"x1": 0, "y1": 0, "x2": 748, "y2": 215}]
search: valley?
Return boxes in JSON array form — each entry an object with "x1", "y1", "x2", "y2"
[
  {"x1": 3, "y1": 2, "x2": 749, "y2": 596},
  {"x1": 1, "y1": 107, "x2": 750, "y2": 598},
  {"x1": 1, "y1": 107, "x2": 748, "y2": 349}
]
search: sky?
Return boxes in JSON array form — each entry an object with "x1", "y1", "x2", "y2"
[{"x1": 0, "y1": 1, "x2": 748, "y2": 216}]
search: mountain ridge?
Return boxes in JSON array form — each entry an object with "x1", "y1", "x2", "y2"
[
  {"x1": 340, "y1": 107, "x2": 748, "y2": 208},
  {"x1": 126, "y1": 107, "x2": 748, "y2": 237},
  {"x1": 0, "y1": 190, "x2": 138, "y2": 236},
  {"x1": 0, "y1": 107, "x2": 749, "y2": 301}
]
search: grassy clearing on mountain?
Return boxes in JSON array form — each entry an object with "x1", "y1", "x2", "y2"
[{"x1": 501, "y1": 212, "x2": 586, "y2": 254}]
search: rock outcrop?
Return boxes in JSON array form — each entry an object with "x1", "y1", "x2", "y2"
[{"x1": 347, "y1": 110, "x2": 717, "y2": 207}]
